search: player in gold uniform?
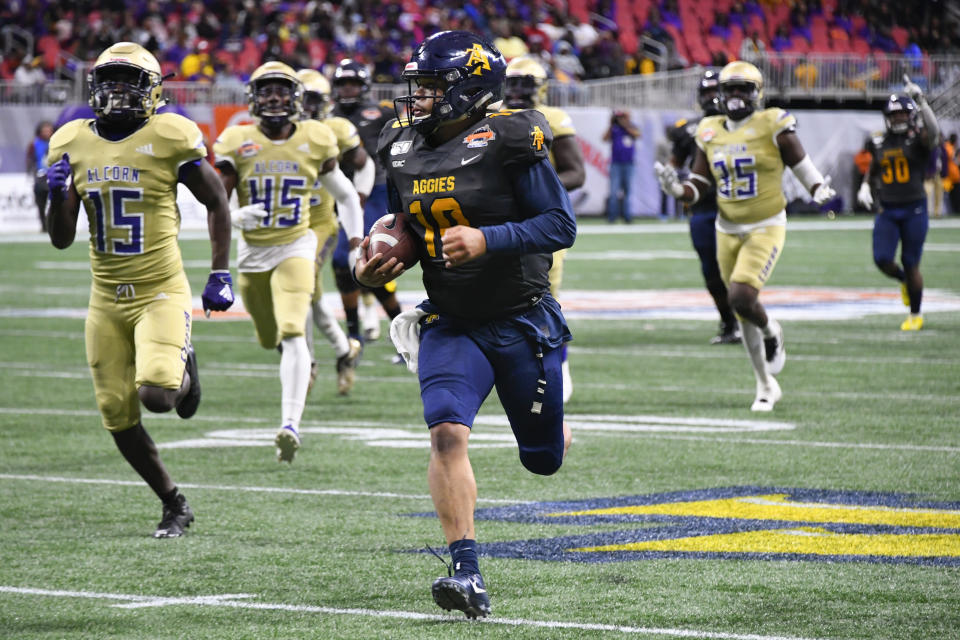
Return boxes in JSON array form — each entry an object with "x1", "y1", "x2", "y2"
[
  {"x1": 503, "y1": 56, "x2": 584, "y2": 403},
  {"x1": 655, "y1": 61, "x2": 835, "y2": 411},
  {"x1": 214, "y1": 62, "x2": 363, "y2": 462},
  {"x1": 296, "y1": 69, "x2": 364, "y2": 395},
  {"x1": 45, "y1": 43, "x2": 234, "y2": 538}
]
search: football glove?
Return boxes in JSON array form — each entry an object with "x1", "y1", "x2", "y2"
[
  {"x1": 201, "y1": 270, "x2": 234, "y2": 317},
  {"x1": 654, "y1": 161, "x2": 685, "y2": 198},
  {"x1": 857, "y1": 181, "x2": 874, "y2": 210},
  {"x1": 47, "y1": 153, "x2": 71, "y2": 195},
  {"x1": 812, "y1": 176, "x2": 837, "y2": 206},
  {"x1": 230, "y1": 203, "x2": 267, "y2": 231},
  {"x1": 902, "y1": 74, "x2": 924, "y2": 103}
]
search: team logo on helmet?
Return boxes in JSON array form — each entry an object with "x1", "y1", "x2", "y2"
[{"x1": 466, "y1": 43, "x2": 492, "y2": 76}]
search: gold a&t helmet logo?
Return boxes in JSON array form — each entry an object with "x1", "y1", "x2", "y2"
[{"x1": 466, "y1": 43, "x2": 492, "y2": 76}]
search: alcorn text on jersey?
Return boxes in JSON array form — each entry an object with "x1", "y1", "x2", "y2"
[
  {"x1": 695, "y1": 108, "x2": 797, "y2": 224},
  {"x1": 46, "y1": 113, "x2": 205, "y2": 285},
  {"x1": 214, "y1": 120, "x2": 338, "y2": 246}
]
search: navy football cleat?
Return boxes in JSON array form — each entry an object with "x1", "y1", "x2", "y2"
[
  {"x1": 432, "y1": 572, "x2": 491, "y2": 619},
  {"x1": 154, "y1": 493, "x2": 194, "y2": 538},
  {"x1": 176, "y1": 343, "x2": 201, "y2": 419}
]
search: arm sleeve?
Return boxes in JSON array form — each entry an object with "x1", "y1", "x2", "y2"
[
  {"x1": 481, "y1": 159, "x2": 576, "y2": 254},
  {"x1": 318, "y1": 166, "x2": 364, "y2": 241}
]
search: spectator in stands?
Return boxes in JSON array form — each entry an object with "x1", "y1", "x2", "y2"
[
  {"x1": 14, "y1": 55, "x2": 46, "y2": 86},
  {"x1": 789, "y1": 2, "x2": 813, "y2": 42},
  {"x1": 181, "y1": 39, "x2": 215, "y2": 82},
  {"x1": 625, "y1": 51, "x2": 656, "y2": 75},
  {"x1": 582, "y1": 30, "x2": 624, "y2": 79},
  {"x1": 771, "y1": 26, "x2": 792, "y2": 52},
  {"x1": 660, "y1": 0, "x2": 683, "y2": 30},
  {"x1": 492, "y1": 18, "x2": 529, "y2": 60},
  {"x1": 25, "y1": 120, "x2": 55, "y2": 233},
  {"x1": 710, "y1": 12, "x2": 732, "y2": 40},
  {"x1": 794, "y1": 56, "x2": 818, "y2": 89},
  {"x1": 553, "y1": 40, "x2": 584, "y2": 83},
  {"x1": 604, "y1": 110, "x2": 640, "y2": 223},
  {"x1": 739, "y1": 31, "x2": 767, "y2": 66}
]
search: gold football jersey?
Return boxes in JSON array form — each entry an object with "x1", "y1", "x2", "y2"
[
  {"x1": 46, "y1": 113, "x2": 206, "y2": 285},
  {"x1": 536, "y1": 104, "x2": 576, "y2": 169},
  {"x1": 308, "y1": 116, "x2": 361, "y2": 232},
  {"x1": 695, "y1": 108, "x2": 797, "y2": 224},
  {"x1": 214, "y1": 120, "x2": 339, "y2": 246}
]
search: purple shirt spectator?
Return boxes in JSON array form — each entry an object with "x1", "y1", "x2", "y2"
[{"x1": 610, "y1": 121, "x2": 637, "y2": 164}]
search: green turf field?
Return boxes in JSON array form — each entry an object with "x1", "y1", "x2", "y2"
[{"x1": 1, "y1": 216, "x2": 958, "y2": 639}]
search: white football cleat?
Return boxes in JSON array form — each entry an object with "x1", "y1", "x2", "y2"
[
  {"x1": 763, "y1": 320, "x2": 785, "y2": 376},
  {"x1": 751, "y1": 377, "x2": 782, "y2": 412},
  {"x1": 275, "y1": 424, "x2": 301, "y2": 463}
]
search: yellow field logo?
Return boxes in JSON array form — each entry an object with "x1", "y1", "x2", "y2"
[{"x1": 461, "y1": 487, "x2": 960, "y2": 565}]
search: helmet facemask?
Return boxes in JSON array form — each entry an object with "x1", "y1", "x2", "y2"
[
  {"x1": 395, "y1": 67, "x2": 496, "y2": 136},
  {"x1": 720, "y1": 81, "x2": 759, "y2": 121},
  {"x1": 884, "y1": 96, "x2": 917, "y2": 135},
  {"x1": 250, "y1": 77, "x2": 301, "y2": 130},
  {"x1": 89, "y1": 62, "x2": 160, "y2": 124},
  {"x1": 302, "y1": 90, "x2": 330, "y2": 120},
  {"x1": 503, "y1": 75, "x2": 541, "y2": 109}
]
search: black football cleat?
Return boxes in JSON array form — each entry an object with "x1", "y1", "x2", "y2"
[
  {"x1": 710, "y1": 320, "x2": 742, "y2": 345},
  {"x1": 176, "y1": 343, "x2": 201, "y2": 419},
  {"x1": 154, "y1": 493, "x2": 194, "y2": 538},
  {"x1": 432, "y1": 573, "x2": 491, "y2": 619}
]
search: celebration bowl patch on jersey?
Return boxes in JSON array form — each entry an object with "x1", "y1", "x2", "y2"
[
  {"x1": 362, "y1": 108, "x2": 383, "y2": 121},
  {"x1": 463, "y1": 126, "x2": 495, "y2": 148},
  {"x1": 239, "y1": 140, "x2": 261, "y2": 158},
  {"x1": 391, "y1": 140, "x2": 412, "y2": 155},
  {"x1": 407, "y1": 487, "x2": 960, "y2": 566},
  {"x1": 700, "y1": 127, "x2": 716, "y2": 142}
]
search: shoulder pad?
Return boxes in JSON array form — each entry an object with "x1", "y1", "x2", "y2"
[
  {"x1": 212, "y1": 124, "x2": 249, "y2": 154},
  {"x1": 153, "y1": 112, "x2": 202, "y2": 144},
  {"x1": 489, "y1": 109, "x2": 551, "y2": 167},
  {"x1": 48, "y1": 119, "x2": 87, "y2": 148},
  {"x1": 303, "y1": 120, "x2": 338, "y2": 147},
  {"x1": 537, "y1": 105, "x2": 576, "y2": 137}
]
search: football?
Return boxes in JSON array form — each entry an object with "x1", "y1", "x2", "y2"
[{"x1": 365, "y1": 213, "x2": 419, "y2": 269}]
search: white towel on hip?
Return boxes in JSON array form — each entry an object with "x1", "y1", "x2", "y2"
[{"x1": 389, "y1": 307, "x2": 428, "y2": 374}]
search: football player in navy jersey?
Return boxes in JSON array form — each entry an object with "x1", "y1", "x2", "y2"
[
  {"x1": 666, "y1": 70, "x2": 740, "y2": 345},
  {"x1": 329, "y1": 59, "x2": 403, "y2": 347},
  {"x1": 355, "y1": 31, "x2": 576, "y2": 619},
  {"x1": 857, "y1": 79, "x2": 939, "y2": 331}
]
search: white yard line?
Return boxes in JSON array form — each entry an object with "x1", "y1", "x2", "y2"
[
  {"x1": 0, "y1": 473, "x2": 519, "y2": 504},
  {"x1": 0, "y1": 585, "x2": 829, "y2": 640}
]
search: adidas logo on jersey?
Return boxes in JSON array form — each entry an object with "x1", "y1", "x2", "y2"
[
  {"x1": 135, "y1": 143, "x2": 155, "y2": 156},
  {"x1": 298, "y1": 143, "x2": 310, "y2": 153}
]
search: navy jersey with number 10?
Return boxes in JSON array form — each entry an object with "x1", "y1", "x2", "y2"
[{"x1": 377, "y1": 108, "x2": 554, "y2": 322}]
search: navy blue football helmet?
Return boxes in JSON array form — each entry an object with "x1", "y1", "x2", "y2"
[
  {"x1": 883, "y1": 93, "x2": 917, "y2": 135},
  {"x1": 332, "y1": 59, "x2": 370, "y2": 105},
  {"x1": 698, "y1": 69, "x2": 721, "y2": 116},
  {"x1": 395, "y1": 30, "x2": 506, "y2": 135}
]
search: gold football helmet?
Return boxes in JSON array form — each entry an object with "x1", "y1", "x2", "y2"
[
  {"x1": 87, "y1": 42, "x2": 164, "y2": 122},
  {"x1": 718, "y1": 61, "x2": 763, "y2": 120},
  {"x1": 295, "y1": 69, "x2": 332, "y2": 120},
  {"x1": 246, "y1": 61, "x2": 303, "y2": 125},
  {"x1": 504, "y1": 56, "x2": 549, "y2": 108}
]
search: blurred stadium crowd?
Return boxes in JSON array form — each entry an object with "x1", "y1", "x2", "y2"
[{"x1": 2, "y1": 0, "x2": 958, "y2": 89}]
